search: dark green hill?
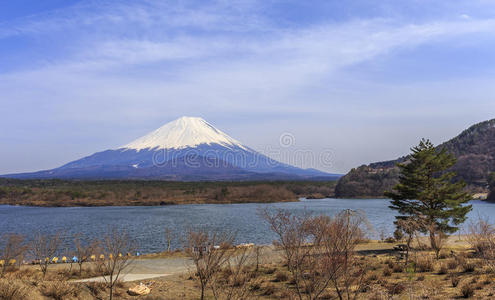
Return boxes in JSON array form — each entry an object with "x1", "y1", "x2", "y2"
[{"x1": 335, "y1": 118, "x2": 495, "y2": 198}]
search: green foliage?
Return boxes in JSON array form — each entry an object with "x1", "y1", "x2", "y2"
[{"x1": 386, "y1": 139, "x2": 472, "y2": 236}]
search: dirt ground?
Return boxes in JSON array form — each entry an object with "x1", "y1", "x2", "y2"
[{"x1": 2, "y1": 237, "x2": 495, "y2": 299}]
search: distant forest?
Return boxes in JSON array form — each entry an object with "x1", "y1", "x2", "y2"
[{"x1": 0, "y1": 179, "x2": 337, "y2": 207}]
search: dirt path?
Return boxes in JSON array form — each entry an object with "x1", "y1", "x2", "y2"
[
  {"x1": 72, "y1": 257, "x2": 194, "y2": 282},
  {"x1": 76, "y1": 246, "x2": 283, "y2": 282}
]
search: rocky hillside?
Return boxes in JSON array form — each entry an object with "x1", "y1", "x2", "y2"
[{"x1": 335, "y1": 118, "x2": 495, "y2": 198}]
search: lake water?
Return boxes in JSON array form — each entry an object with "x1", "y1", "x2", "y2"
[{"x1": 0, "y1": 199, "x2": 493, "y2": 254}]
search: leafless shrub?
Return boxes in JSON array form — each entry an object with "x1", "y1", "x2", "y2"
[
  {"x1": 481, "y1": 275, "x2": 491, "y2": 285},
  {"x1": 394, "y1": 217, "x2": 422, "y2": 264},
  {"x1": 447, "y1": 259, "x2": 458, "y2": 270},
  {"x1": 86, "y1": 281, "x2": 107, "y2": 298},
  {"x1": 438, "y1": 251, "x2": 449, "y2": 259},
  {"x1": 366, "y1": 273, "x2": 378, "y2": 282},
  {"x1": 210, "y1": 246, "x2": 256, "y2": 300},
  {"x1": 261, "y1": 209, "x2": 330, "y2": 300},
  {"x1": 73, "y1": 233, "x2": 99, "y2": 277},
  {"x1": 386, "y1": 282, "x2": 406, "y2": 295},
  {"x1": 253, "y1": 245, "x2": 264, "y2": 273},
  {"x1": 94, "y1": 228, "x2": 136, "y2": 300},
  {"x1": 450, "y1": 274, "x2": 460, "y2": 287},
  {"x1": 415, "y1": 256, "x2": 434, "y2": 273},
  {"x1": 437, "y1": 263, "x2": 448, "y2": 274},
  {"x1": 249, "y1": 281, "x2": 261, "y2": 291},
  {"x1": 261, "y1": 282, "x2": 276, "y2": 296},
  {"x1": 40, "y1": 280, "x2": 78, "y2": 300},
  {"x1": 0, "y1": 279, "x2": 30, "y2": 300},
  {"x1": 0, "y1": 234, "x2": 28, "y2": 277},
  {"x1": 467, "y1": 216, "x2": 495, "y2": 272},
  {"x1": 261, "y1": 208, "x2": 368, "y2": 300},
  {"x1": 184, "y1": 229, "x2": 234, "y2": 300},
  {"x1": 460, "y1": 283, "x2": 474, "y2": 298},
  {"x1": 273, "y1": 270, "x2": 289, "y2": 282},
  {"x1": 320, "y1": 210, "x2": 368, "y2": 300},
  {"x1": 462, "y1": 261, "x2": 476, "y2": 273},
  {"x1": 29, "y1": 232, "x2": 62, "y2": 279},
  {"x1": 392, "y1": 263, "x2": 403, "y2": 273},
  {"x1": 418, "y1": 279, "x2": 442, "y2": 298}
]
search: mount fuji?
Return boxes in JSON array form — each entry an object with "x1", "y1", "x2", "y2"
[{"x1": 4, "y1": 117, "x2": 340, "y2": 180}]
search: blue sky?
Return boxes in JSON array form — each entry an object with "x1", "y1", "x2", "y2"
[{"x1": 1, "y1": 0, "x2": 495, "y2": 174}]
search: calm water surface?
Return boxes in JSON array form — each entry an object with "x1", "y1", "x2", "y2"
[{"x1": 0, "y1": 199, "x2": 492, "y2": 253}]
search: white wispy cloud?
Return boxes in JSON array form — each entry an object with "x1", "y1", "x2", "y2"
[{"x1": 2, "y1": 0, "x2": 495, "y2": 173}]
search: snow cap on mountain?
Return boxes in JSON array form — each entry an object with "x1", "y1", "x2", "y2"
[{"x1": 121, "y1": 116, "x2": 248, "y2": 150}]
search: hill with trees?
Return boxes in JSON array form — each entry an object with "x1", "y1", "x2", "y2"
[
  {"x1": 335, "y1": 118, "x2": 495, "y2": 198},
  {"x1": 0, "y1": 179, "x2": 337, "y2": 206}
]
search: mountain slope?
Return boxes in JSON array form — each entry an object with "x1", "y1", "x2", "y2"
[
  {"x1": 4, "y1": 117, "x2": 340, "y2": 181},
  {"x1": 335, "y1": 118, "x2": 495, "y2": 198}
]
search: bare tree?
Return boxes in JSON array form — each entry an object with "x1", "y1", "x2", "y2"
[
  {"x1": 467, "y1": 216, "x2": 495, "y2": 271},
  {"x1": 320, "y1": 210, "x2": 367, "y2": 300},
  {"x1": 0, "y1": 233, "x2": 28, "y2": 277},
  {"x1": 30, "y1": 232, "x2": 62, "y2": 279},
  {"x1": 210, "y1": 246, "x2": 255, "y2": 300},
  {"x1": 95, "y1": 229, "x2": 136, "y2": 300},
  {"x1": 261, "y1": 209, "x2": 334, "y2": 300},
  {"x1": 261, "y1": 209, "x2": 368, "y2": 300},
  {"x1": 253, "y1": 245, "x2": 264, "y2": 273},
  {"x1": 395, "y1": 217, "x2": 422, "y2": 264},
  {"x1": 73, "y1": 234, "x2": 99, "y2": 276},
  {"x1": 184, "y1": 229, "x2": 235, "y2": 300}
]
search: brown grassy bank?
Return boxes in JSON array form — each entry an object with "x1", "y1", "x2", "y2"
[{"x1": 0, "y1": 179, "x2": 336, "y2": 207}]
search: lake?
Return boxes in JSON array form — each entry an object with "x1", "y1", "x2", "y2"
[{"x1": 0, "y1": 198, "x2": 492, "y2": 254}]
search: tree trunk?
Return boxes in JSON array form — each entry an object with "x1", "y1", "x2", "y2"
[
  {"x1": 109, "y1": 274, "x2": 114, "y2": 300},
  {"x1": 429, "y1": 231, "x2": 439, "y2": 259}
]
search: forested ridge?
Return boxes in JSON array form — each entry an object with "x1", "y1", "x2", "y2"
[{"x1": 336, "y1": 118, "x2": 495, "y2": 198}]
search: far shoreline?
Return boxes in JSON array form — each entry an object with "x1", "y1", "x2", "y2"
[{"x1": 0, "y1": 178, "x2": 338, "y2": 207}]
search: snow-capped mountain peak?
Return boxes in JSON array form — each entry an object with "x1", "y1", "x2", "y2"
[{"x1": 121, "y1": 116, "x2": 248, "y2": 151}]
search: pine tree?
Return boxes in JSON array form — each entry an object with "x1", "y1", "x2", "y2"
[{"x1": 385, "y1": 139, "x2": 472, "y2": 258}]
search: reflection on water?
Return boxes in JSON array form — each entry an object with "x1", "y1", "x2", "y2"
[{"x1": 0, "y1": 199, "x2": 491, "y2": 253}]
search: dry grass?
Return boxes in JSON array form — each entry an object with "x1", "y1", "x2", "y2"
[
  {"x1": 416, "y1": 255, "x2": 434, "y2": 272},
  {"x1": 0, "y1": 279, "x2": 31, "y2": 300},
  {"x1": 40, "y1": 280, "x2": 79, "y2": 300},
  {"x1": 1, "y1": 238, "x2": 495, "y2": 300},
  {"x1": 85, "y1": 281, "x2": 107, "y2": 298},
  {"x1": 460, "y1": 282, "x2": 475, "y2": 298}
]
